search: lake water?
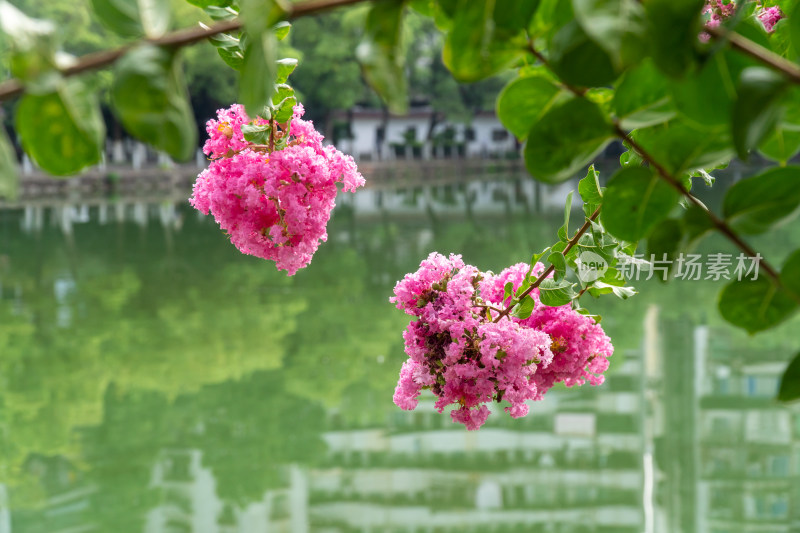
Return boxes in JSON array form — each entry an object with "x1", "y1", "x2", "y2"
[{"x1": 1, "y1": 171, "x2": 799, "y2": 533}]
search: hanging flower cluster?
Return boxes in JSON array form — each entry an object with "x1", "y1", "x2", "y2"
[
  {"x1": 702, "y1": 0, "x2": 784, "y2": 36},
  {"x1": 190, "y1": 104, "x2": 364, "y2": 275},
  {"x1": 391, "y1": 253, "x2": 613, "y2": 430}
]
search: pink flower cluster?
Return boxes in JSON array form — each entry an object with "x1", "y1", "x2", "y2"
[
  {"x1": 758, "y1": 6, "x2": 783, "y2": 32},
  {"x1": 190, "y1": 104, "x2": 365, "y2": 275},
  {"x1": 702, "y1": 1, "x2": 783, "y2": 38},
  {"x1": 391, "y1": 253, "x2": 613, "y2": 430}
]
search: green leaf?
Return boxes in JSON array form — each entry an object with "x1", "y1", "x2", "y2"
[
  {"x1": 548, "y1": 252, "x2": 567, "y2": 282},
  {"x1": 789, "y1": 0, "x2": 800, "y2": 55},
  {"x1": 503, "y1": 281, "x2": 514, "y2": 302},
  {"x1": 643, "y1": 0, "x2": 704, "y2": 77},
  {"x1": 682, "y1": 203, "x2": 715, "y2": 242},
  {"x1": 571, "y1": 0, "x2": 646, "y2": 70},
  {"x1": 722, "y1": 166, "x2": 800, "y2": 234},
  {"x1": 493, "y1": 0, "x2": 540, "y2": 31},
  {"x1": 782, "y1": 249, "x2": 800, "y2": 300},
  {"x1": 274, "y1": 21, "x2": 291, "y2": 41},
  {"x1": 538, "y1": 278, "x2": 575, "y2": 307},
  {"x1": 631, "y1": 120, "x2": 734, "y2": 175},
  {"x1": 273, "y1": 94, "x2": 296, "y2": 123},
  {"x1": 356, "y1": 0, "x2": 408, "y2": 114},
  {"x1": 778, "y1": 352, "x2": 800, "y2": 402},
  {"x1": 613, "y1": 59, "x2": 676, "y2": 129},
  {"x1": 524, "y1": 98, "x2": 613, "y2": 183},
  {"x1": 205, "y1": 5, "x2": 238, "y2": 21},
  {"x1": 601, "y1": 166, "x2": 680, "y2": 242},
  {"x1": 732, "y1": 67, "x2": 790, "y2": 159},
  {"x1": 529, "y1": 0, "x2": 574, "y2": 42},
  {"x1": 187, "y1": 0, "x2": 232, "y2": 7},
  {"x1": 275, "y1": 57, "x2": 298, "y2": 84},
  {"x1": 646, "y1": 217, "x2": 683, "y2": 271},
  {"x1": 718, "y1": 277, "x2": 798, "y2": 334},
  {"x1": 558, "y1": 191, "x2": 573, "y2": 241},
  {"x1": 241, "y1": 123, "x2": 271, "y2": 144},
  {"x1": 16, "y1": 80, "x2": 104, "y2": 176},
  {"x1": 758, "y1": 127, "x2": 800, "y2": 164},
  {"x1": 240, "y1": 0, "x2": 289, "y2": 33},
  {"x1": 443, "y1": 0, "x2": 522, "y2": 82},
  {"x1": 592, "y1": 280, "x2": 637, "y2": 299},
  {"x1": 496, "y1": 75, "x2": 564, "y2": 140},
  {"x1": 89, "y1": 0, "x2": 170, "y2": 38},
  {"x1": 549, "y1": 20, "x2": 618, "y2": 87},
  {"x1": 111, "y1": 45, "x2": 196, "y2": 162},
  {"x1": 578, "y1": 164, "x2": 603, "y2": 204},
  {"x1": 0, "y1": 126, "x2": 19, "y2": 200},
  {"x1": 241, "y1": 33, "x2": 278, "y2": 117},
  {"x1": 511, "y1": 295, "x2": 536, "y2": 319},
  {"x1": 669, "y1": 52, "x2": 740, "y2": 127}
]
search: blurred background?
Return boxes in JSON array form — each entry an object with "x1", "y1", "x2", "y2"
[{"x1": 1, "y1": 1, "x2": 800, "y2": 532}]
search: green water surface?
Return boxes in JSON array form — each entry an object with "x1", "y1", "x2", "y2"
[{"x1": 0, "y1": 175, "x2": 798, "y2": 533}]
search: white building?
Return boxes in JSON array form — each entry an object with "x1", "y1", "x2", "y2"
[{"x1": 332, "y1": 108, "x2": 519, "y2": 161}]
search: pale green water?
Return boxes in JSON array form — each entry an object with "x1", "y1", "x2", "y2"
[{"x1": 0, "y1": 174, "x2": 798, "y2": 533}]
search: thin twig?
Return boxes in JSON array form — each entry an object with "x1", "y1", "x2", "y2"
[
  {"x1": 475, "y1": 304, "x2": 506, "y2": 314},
  {"x1": 525, "y1": 38, "x2": 782, "y2": 286},
  {"x1": 494, "y1": 206, "x2": 602, "y2": 322},
  {"x1": 613, "y1": 123, "x2": 781, "y2": 283},
  {"x1": 0, "y1": 0, "x2": 369, "y2": 102},
  {"x1": 526, "y1": 41, "x2": 587, "y2": 97},
  {"x1": 706, "y1": 25, "x2": 800, "y2": 85}
]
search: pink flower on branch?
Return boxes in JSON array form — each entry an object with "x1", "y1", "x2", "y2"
[
  {"x1": 390, "y1": 253, "x2": 613, "y2": 431},
  {"x1": 190, "y1": 104, "x2": 364, "y2": 275}
]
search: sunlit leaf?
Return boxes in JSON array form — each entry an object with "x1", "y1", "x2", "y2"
[{"x1": 16, "y1": 80, "x2": 104, "y2": 176}]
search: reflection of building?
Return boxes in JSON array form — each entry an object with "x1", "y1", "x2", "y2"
[
  {"x1": 311, "y1": 351, "x2": 645, "y2": 533},
  {"x1": 696, "y1": 328, "x2": 800, "y2": 533},
  {"x1": 647, "y1": 309, "x2": 800, "y2": 533}
]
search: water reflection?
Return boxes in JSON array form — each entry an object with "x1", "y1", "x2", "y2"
[{"x1": 0, "y1": 175, "x2": 798, "y2": 533}]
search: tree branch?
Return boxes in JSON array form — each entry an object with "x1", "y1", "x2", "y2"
[
  {"x1": 526, "y1": 39, "x2": 783, "y2": 287},
  {"x1": 494, "y1": 206, "x2": 602, "y2": 322},
  {"x1": 0, "y1": 0, "x2": 370, "y2": 102},
  {"x1": 706, "y1": 25, "x2": 800, "y2": 85},
  {"x1": 613, "y1": 123, "x2": 782, "y2": 283}
]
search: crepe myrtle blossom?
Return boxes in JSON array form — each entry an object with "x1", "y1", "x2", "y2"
[
  {"x1": 702, "y1": 0, "x2": 784, "y2": 40},
  {"x1": 190, "y1": 103, "x2": 364, "y2": 275},
  {"x1": 390, "y1": 253, "x2": 613, "y2": 430}
]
